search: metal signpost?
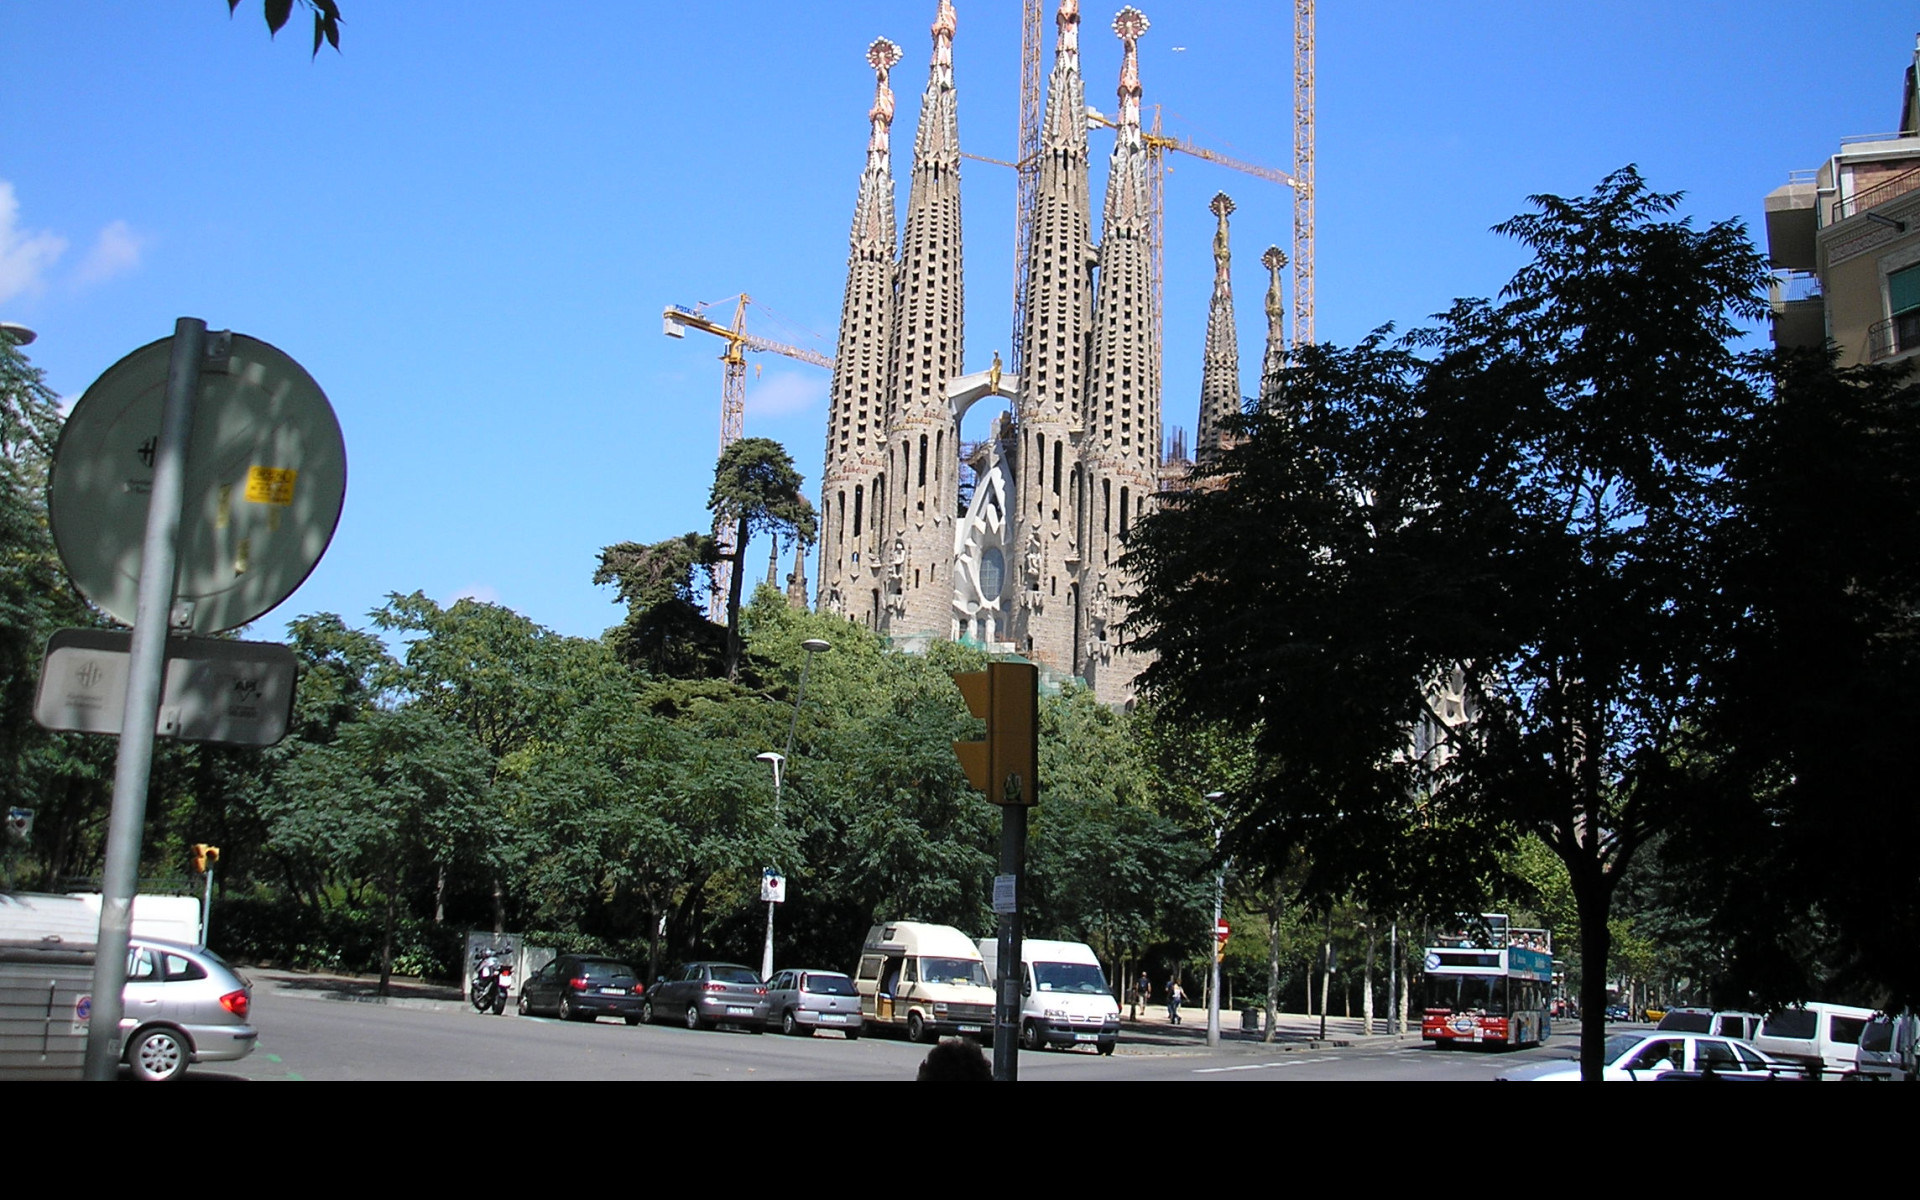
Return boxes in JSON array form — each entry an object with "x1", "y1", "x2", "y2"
[
  {"x1": 42, "y1": 320, "x2": 345, "y2": 1081},
  {"x1": 952, "y1": 660, "x2": 1038, "y2": 1082}
]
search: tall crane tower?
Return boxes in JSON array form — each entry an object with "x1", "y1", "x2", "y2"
[{"x1": 662, "y1": 294, "x2": 834, "y2": 620}]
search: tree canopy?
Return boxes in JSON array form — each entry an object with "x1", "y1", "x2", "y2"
[{"x1": 1128, "y1": 167, "x2": 1774, "y2": 1078}]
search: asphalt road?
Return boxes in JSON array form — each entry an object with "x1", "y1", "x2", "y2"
[{"x1": 188, "y1": 976, "x2": 1591, "y2": 1081}]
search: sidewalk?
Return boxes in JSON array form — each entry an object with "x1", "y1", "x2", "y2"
[
  {"x1": 247, "y1": 966, "x2": 468, "y2": 1013},
  {"x1": 1117, "y1": 998, "x2": 1421, "y2": 1054}
]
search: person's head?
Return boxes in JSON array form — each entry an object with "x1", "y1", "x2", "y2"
[{"x1": 917, "y1": 1037, "x2": 992, "y2": 1081}]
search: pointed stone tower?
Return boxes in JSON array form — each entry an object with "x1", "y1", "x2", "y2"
[
  {"x1": 1195, "y1": 192, "x2": 1239, "y2": 461},
  {"x1": 1077, "y1": 6, "x2": 1159, "y2": 701},
  {"x1": 818, "y1": 38, "x2": 902, "y2": 629},
  {"x1": 1258, "y1": 245, "x2": 1289, "y2": 413},
  {"x1": 1009, "y1": 0, "x2": 1093, "y2": 673},
  {"x1": 880, "y1": 0, "x2": 967, "y2": 641}
]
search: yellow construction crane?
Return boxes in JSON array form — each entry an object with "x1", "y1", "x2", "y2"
[{"x1": 661, "y1": 293, "x2": 834, "y2": 620}]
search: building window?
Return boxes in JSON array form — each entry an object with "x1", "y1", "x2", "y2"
[{"x1": 1892, "y1": 263, "x2": 1920, "y2": 355}]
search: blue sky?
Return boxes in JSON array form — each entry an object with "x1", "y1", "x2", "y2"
[{"x1": 3, "y1": 2, "x2": 1912, "y2": 642}]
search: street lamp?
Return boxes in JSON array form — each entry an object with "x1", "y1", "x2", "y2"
[
  {"x1": 757, "y1": 636, "x2": 831, "y2": 980},
  {"x1": 0, "y1": 323, "x2": 37, "y2": 346},
  {"x1": 1205, "y1": 790, "x2": 1227, "y2": 1048}
]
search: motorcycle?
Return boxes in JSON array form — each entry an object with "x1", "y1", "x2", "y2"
[{"x1": 470, "y1": 943, "x2": 513, "y2": 1015}]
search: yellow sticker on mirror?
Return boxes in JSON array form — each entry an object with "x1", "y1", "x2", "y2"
[{"x1": 244, "y1": 466, "x2": 298, "y2": 506}]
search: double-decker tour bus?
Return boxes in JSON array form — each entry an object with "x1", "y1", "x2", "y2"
[{"x1": 1421, "y1": 914, "x2": 1554, "y2": 1048}]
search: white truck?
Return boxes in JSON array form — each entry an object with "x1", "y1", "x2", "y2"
[{"x1": 978, "y1": 936, "x2": 1120, "y2": 1055}]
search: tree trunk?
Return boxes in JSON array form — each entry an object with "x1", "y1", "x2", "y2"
[
  {"x1": 434, "y1": 863, "x2": 446, "y2": 924},
  {"x1": 724, "y1": 514, "x2": 750, "y2": 679},
  {"x1": 492, "y1": 871, "x2": 505, "y2": 937},
  {"x1": 1319, "y1": 910, "x2": 1333, "y2": 1037},
  {"x1": 1572, "y1": 862, "x2": 1616, "y2": 1083},
  {"x1": 1362, "y1": 916, "x2": 1376, "y2": 1035},
  {"x1": 1265, "y1": 888, "x2": 1283, "y2": 1043},
  {"x1": 378, "y1": 863, "x2": 397, "y2": 998},
  {"x1": 1397, "y1": 944, "x2": 1410, "y2": 1035}
]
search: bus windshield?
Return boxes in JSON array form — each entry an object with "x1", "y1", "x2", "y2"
[{"x1": 1426, "y1": 973, "x2": 1508, "y2": 1015}]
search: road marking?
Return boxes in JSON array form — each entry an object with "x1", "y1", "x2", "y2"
[{"x1": 1193, "y1": 1056, "x2": 1334, "y2": 1074}]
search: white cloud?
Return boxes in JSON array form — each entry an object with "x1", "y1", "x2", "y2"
[
  {"x1": 447, "y1": 584, "x2": 502, "y2": 606},
  {"x1": 0, "y1": 181, "x2": 68, "y2": 304},
  {"x1": 745, "y1": 370, "x2": 826, "y2": 418},
  {"x1": 71, "y1": 219, "x2": 147, "y2": 289}
]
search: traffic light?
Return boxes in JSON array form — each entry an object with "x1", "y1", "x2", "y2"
[
  {"x1": 950, "y1": 661, "x2": 1039, "y2": 806},
  {"x1": 191, "y1": 844, "x2": 209, "y2": 872},
  {"x1": 206, "y1": 846, "x2": 221, "y2": 867}
]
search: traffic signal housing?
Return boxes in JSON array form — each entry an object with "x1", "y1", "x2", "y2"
[
  {"x1": 190, "y1": 844, "x2": 220, "y2": 873},
  {"x1": 950, "y1": 661, "x2": 1038, "y2": 806}
]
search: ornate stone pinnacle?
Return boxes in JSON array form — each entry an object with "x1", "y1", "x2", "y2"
[
  {"x1": 1114, "y1": 7, "x2": 1147, "y2": 121},
  {"x1": 868, "y1": 36, "x2": 902, "y2": 74},
  {"x1": 1057, "y1": 0, "x2": 1080, "y2": 54},
  {"x1": 932, "y1": 0, "x2": 957, "y2": 64},
  {"x1": 1210, "y1": 192, "x2": 1235, "y2": 219},
  {"x1": 1263, "y1": 245, "x2": 1288, "y2": 271}
]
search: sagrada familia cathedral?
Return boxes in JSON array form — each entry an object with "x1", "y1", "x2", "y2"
[{"x1": 812, "y1": 1, "x2": 1287, "y2": 705}]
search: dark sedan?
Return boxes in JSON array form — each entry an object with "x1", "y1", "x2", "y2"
[
  {"x1": 519, "y1": 955, "x2": 646, "y2": 1024},
  {"x1": 643, "y1": 961, "x2": 769, "y2": 1032}
]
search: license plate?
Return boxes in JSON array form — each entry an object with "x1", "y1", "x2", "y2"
[
  {"x1": 1075, "y1": 1033, "x2": 1097, "y2": 1042},
  {"x1": 601, "y1": 988, "x2": 626, "y2": 995},
  {"x1": 959, "y1": 1024, "x2": 983, "y2": 1033},
  {"x1": 727, "y1": 1006, "x2": 753, "y2": 1016},
  {"x1": 818, "y1": 1013, "x2": 846, "y2": 1023}
]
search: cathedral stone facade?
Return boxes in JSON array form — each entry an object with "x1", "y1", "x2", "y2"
[{"x1": 814, "y1": 1, "x2": 1283, "y2": 706}]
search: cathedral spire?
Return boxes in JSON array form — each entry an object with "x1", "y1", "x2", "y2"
[
  {"x1": 1259, "y1": 245, "x2": 1290, "y2": 413},
  {"x1": 1196, "y1": 192, "x2": 1239, "y2": 461},
  {"x1": 882, "y1": 0, "x2": 967, "y2": 638},
  {"x1": 914, "y1": 0, "x2": 961, "y2": 168},
  {"x1": 1114, "y1": 7, "x2": 1147, "y2": 135},
  {"x1": 817, "y1": 37, "x2": 905, "y2": 623}
]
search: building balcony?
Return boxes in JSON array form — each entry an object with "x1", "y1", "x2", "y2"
[{"x1": 1867, "y1": 310, "x2": 1920, "y2": 362}]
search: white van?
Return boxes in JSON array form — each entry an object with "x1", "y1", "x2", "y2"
[
  {"x1": 979, "y1": 936, "x2": 1120, "y2": 1055},
  {"x1": 1855, "y1": 1012, "x2": 1917, "y2": 1082},
  {"x1": 1754, "y1": 1002, "x2": 1876, "y2": 1078},
  {"x1": 853, "y1": 922, "x2": 995, "y2": 1043}
]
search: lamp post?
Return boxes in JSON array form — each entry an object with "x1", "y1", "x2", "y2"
[
  {"x1": 1205, "y1": 791, "x2": 1227, "y2": 1048},
  {"x1": 756, "y1": 636, "x2": 830, "y2": 980}
]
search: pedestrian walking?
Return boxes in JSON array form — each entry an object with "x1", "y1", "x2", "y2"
[
  {"x1": 1132, "y1": 970, "x2": 1150, "y2": 1021},
  {"x1": 1167, "y1": 978, "x2": 1186, "y2": 1025}
]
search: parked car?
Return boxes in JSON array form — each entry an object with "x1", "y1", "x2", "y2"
[
  {"x1": 518, "y1": 954, "x2": 645, "y2": 1024},
  {"x1": 852, "y1": 921, "x2": 994, "y2": 1043},
  {"x1": 764, "y1": 968, "x2": 863, "y2": 1038},
  {"x1": 1496, "y1": 1032, "x2": 1794, "y2": 1081},
  {"x1": 978, "y1": 936, "x2": 1120, "y2": 1054},
  {"x1": 121, "y1": 939, "x2": 258, "y2": 1082},
  {"x1": 644, "y1": 961, "x2": 769, "y2": 1031},
  {"x1": 1604, "y1": 1004, "x2": 1632, "y2": 1022}
]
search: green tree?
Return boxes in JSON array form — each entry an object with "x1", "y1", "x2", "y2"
[
  {"x1": 708, "y1": 439, "x2": 816, "y2": 679},
  {"x1": 1678, "y1": 349, "x2": 1920, "y2": 1008},
  {"x1": 1127, "y1": 168, "x2": 1768, "y2": 1080},
  {"x1": 594, "y1": 532, "x2": 722, "y2": 677},
  {"x1": 229, "y1": 0, "x2": 342, "y2": 55},
  {"x1": 266, "y1": 707, "x2": 492, "y2": 994}
]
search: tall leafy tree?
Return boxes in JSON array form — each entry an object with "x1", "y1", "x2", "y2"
[
  {"x1": 1128, "y1": 169, "x2": 1768, "y2": 1079},
  {"x1": 594, "y1": 532, "x2": 721, "y2": 677},
  {"x1": 708, "y1": 438, "x2": 816, "y2": 679}
]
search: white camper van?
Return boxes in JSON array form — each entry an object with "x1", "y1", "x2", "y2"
[
  {"x1": 979, "y1": 936, "x2": 1120, "y2": 1055},
  {"x1": 854, "y1": 922, "x2": 994, "y2": 1043}
]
